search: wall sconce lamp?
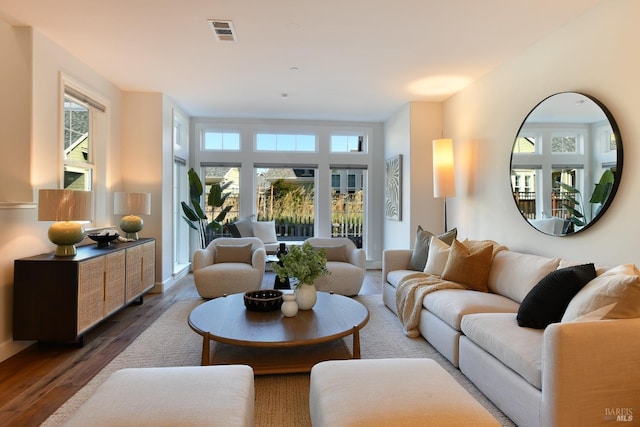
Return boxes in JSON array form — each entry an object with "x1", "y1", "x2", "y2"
[
  {"x1": 38, "y1": 189, "x2": 94, "y2": 256},
  {"x1": 433, "y1": 138, "x2": 456, "y2": 232},
  {"x1": 114, "y1": 192, "x2": 151, "y2": 240}
]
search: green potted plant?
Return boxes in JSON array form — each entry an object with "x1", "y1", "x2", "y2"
[
  {"x1": 181, "y1": 168, "x2": 233, "y2": 248},
  {"x1": 272, "y1": 242, "x2": 330, "y2": 310}
]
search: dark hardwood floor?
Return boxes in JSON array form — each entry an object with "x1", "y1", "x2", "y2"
[{"x1": 0, "y1": 270, "x2": 382, "y2": 427}]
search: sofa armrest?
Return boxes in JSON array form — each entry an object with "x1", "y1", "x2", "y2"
[
  {"x1": 382, "y1": 249, "x2": 413, "y2": 283},
  {"x1": 252, "y1": 247, "x2": 266, "y2": 270},
  {"x1": 541, "y1": 318, "x2": 640, "y2": 426},
  {"x1": 192, "y1": 248, "x2": 213, "y2": 272},
  {"x1": 347, "y1": 248, "x2": 366, "y2": 269}
]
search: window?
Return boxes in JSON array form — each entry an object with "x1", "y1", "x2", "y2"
[
  {"x1": 256, "y1": 133, "x2": 316, "y2": 152},
  {"x1": 331, "y1": 135, "x2": 365, "y2": 153},
  {"x1": 347, "y1": 174, "x2": 356, "y2": 190},
  {"x1": 551, "y1": 134, "x2": 579, "y2": 153},
  {"x1": 203, "y1": 131, "x2": 240, "y2": 151},
  {"x1": 331, "y1": 174, "x2": 341, "y2": 188},
  {"x1": 513, "y1": 136, "x2": 536, "y2": 154},
  {"x1": 331, "y1": 168, "x2": 365, "y2": 247},
  {"x1": 174, "y1": 158, "x2": 189, "y2": 270},
  {"x1": 255, "y1": 167, "x2": 315, "y2": 238},
  {"x1": 202, "y1": 165, "x2": 240, "y2": 231},
  {"x1": 63, "y1": 86, "x2": 104, "y2": 191}
]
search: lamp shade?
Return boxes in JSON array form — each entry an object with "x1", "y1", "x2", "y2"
[
  {"x1": 38, "y1": 189, "x2": 93, "y2": 221},
  {"x1": 433, "y1": 138, "x2": 456, "y2": 198},
  {"x1": 114, "y1": 192, "x2": 151, "y2": 215}
]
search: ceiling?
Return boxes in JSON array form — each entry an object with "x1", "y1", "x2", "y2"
[{"x1": 0, "y1": 0, "x2": 603, "y2": 122}]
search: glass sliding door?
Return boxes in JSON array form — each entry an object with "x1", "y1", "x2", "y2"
[
  {"x1": 255, "y1": 167, "x2": 315, "y2": 240},
  {"x1": 331, "y1": 168, "x2": 365, "y2": 248}
]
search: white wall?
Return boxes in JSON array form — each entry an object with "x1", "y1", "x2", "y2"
[
  {"x1": 0, "y1": 25, "x2": 124, "y2": 361},
  {"x1": 383, "y1": 102, "x2": 443, "y2": 250},
  {"x1": 444, "y1": 0, "x2": 640, "y2": 266}
]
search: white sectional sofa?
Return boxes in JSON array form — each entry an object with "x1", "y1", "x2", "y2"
[{"x1": 383, "y1": 243, "x2": 640, "y2": 427}]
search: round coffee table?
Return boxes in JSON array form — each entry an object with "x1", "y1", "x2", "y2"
[{"x1": 188, "y1": 291, "x2": 369, "y2": 374}]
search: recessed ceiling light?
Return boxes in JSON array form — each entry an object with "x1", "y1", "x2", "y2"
[{"x1": 208, "y1": 20, "x2": 238, "y2": 42}]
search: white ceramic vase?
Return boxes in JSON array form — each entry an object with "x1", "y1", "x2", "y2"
[
  {"x1": 281, "y1": 294, "x2": 298, "y2": 317},
  {"x1": 295, "y1": 283, "x2": 317, "y2": 310}
]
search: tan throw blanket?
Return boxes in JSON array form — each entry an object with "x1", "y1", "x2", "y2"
[
  {"x1": 395, "y1": 273, "x2": 464, "y2": 337},
  {"x1": 395, "y1": 240, "x2": 508, "y2": 338}
]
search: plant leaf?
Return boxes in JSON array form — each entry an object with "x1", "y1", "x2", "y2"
[
  {"x1": 187, "y1": 168, "x2": 203, "y2": 200},
  {"x1": 181, "y1": 201, "x2": 200, "y2": 221},
  {"x1": 556, "y1": 182, "x2": 579, "y2": 193}
]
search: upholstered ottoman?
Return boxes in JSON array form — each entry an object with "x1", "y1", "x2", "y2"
[
  {"x1": 65, "y1": 365, "x2": 255, "y2": 427},
  {"x1": 309, "y1": 358, "x2": 500, "y2": 427}
]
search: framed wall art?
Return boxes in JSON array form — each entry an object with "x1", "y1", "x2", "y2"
[{"x1": 385, "y1": 154, "x2": 402, "y2": 220}]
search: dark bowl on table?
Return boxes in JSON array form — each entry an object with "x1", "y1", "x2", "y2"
[
  {"x1": 87, "y1": 232, "x2": 120, "y2": 248},
  {"x1": 244, "y1": 290, "x2": 283, "y2": 311}
]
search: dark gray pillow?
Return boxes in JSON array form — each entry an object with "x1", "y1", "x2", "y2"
[
  {"x1": 233, "y1": 216, "x2": 254, "y2": 237},
  {"x1": 409, "y1": 226, "x2": 457, "y2": 271},
  {"x1": 517, "y1": 263, "x2": 596, "y2": 329}
]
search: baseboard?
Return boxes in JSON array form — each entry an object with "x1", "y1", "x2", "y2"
[
  {"x1": 150, "y1": 266, "x2": 190, "y2": 293},
  {"x1": 0, "y1": 339, "x2": 33, "y2": 363}
]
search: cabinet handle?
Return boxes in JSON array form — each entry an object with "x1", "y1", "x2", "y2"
[{"x1": 103, "y1": 271, "x2": 107, "y2": 302}]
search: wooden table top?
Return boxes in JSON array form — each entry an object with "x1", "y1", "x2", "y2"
[{"x1": 188, "y1": 292, "x2": 369, "y2": 348}]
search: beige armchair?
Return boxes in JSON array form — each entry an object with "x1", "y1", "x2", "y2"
[
  {"x1": 192, "y1": 237, "x2": 266, "y2": 298},
  {"x1": 305, "y1": 237, "x2": 366, "y2": 296}
]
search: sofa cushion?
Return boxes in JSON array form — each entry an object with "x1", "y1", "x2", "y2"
[
  {"x1": 517, "y1": 263, "x2": 596, "y2": 329},
  {"x1": 386, "y1": 270, "x2": 419, "y2": 288},
  {"x1": 409, "y1": 226, "x2": 457, "y2": 271},
  {"x1": 461, "y1": 313, "x2": 543, "y2": 390},
  {"x1": 441, "y1": 240, "x2": 493, "y2": 292},
  {"x1": 316, "y1": 245, "x2": 347, "y2": 262},
  {"x1": 423, "y1": 236, "x2": 451, "y2": 276},
  {"x1": 252, "y1": 220, "x2": 277, "y2": 244},
  {"x1": 562, "y1": 264, "x2": 640, "y2": 322},
  {"x1": 215, "y1": 243, "x2": 253, "y2": 264},
  {"x1": 488, "y1": 251, "x2": 560, "y2": 303},
  {"x1": 423, "y1": 289, "x2": 520, "y2": 331}
]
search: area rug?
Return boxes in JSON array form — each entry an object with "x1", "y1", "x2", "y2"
[{"x1": 42, "y1": 295, "x2": 515, "y2": 426}]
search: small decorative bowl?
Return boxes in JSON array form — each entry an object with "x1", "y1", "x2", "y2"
[
  {"x1": 244, "y1": 290, "x2": 283, "y2": 312},
  {"x1": 87, "y1": 232, "x2": 120, "y2": 248}
]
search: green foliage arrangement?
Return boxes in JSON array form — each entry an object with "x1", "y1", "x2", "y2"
[
  {"x1": 555, "y1": 168, "x2": 616, "y2": 228},
  {"x1": 272, "y1": 242, "x2": 330, "y2": 289},
  {"x1": 181, "y1": 168, "x2": 232, "y2": 248}
]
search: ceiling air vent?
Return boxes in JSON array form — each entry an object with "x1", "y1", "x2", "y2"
[{"x1": 208, "y1": 20, "x2": 238, "y2": 42}]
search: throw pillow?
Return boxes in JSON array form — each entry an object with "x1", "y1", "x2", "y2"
[
  {"x1": 252, "y1": 220, "x2": 277, "y2": 244},
  {"x1": 409, "y1": 226, "x2": 457, "y2": 271},
  {"x1": 233, "y1": 216, "x2": 255, "y2": 237},
  {"x1": 215, "y1": 243, "x2": 252, "y2": 264},
  {"x1": 423, "y1": 236, "x2": 451, "y2": 277},
  {"x1": 226, "y1": 222, "x2": 241, "y2": 238},
  {"x1": 561, "y1": 264, "x2": 640, "y2": 322},
  {"x1": 441, "y1": 239, "x2": 493, "y2": 292},
  {"x1": 517, "y1": 263, "x2": 596, "y2": 329},
  {"x1": 315, "y1": 245, "x2": 347, "y2": 262}
]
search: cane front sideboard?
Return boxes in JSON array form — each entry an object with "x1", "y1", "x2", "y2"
[{"x1": 13, "y1": 238, "x2": 155, "y2": 345}]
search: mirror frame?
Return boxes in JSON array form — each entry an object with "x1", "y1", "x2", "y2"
[{"x1": 510, "y1": 92, "x2": 624, "y2": 236}]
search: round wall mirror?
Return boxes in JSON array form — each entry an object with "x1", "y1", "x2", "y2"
[{"x1": 510, "y1": 92, "x2": 623, "y2": 236}]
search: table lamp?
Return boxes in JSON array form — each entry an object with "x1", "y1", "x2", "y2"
[
  {"x1": 38, "y1": 189, "x2": 94, "y2": 256},
  {"x1": 114, "y1": 192, "x2": 151, "y2": 240},
  {"x1": 433, "y1": 138, "x2": 456, "y2": 232}
]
